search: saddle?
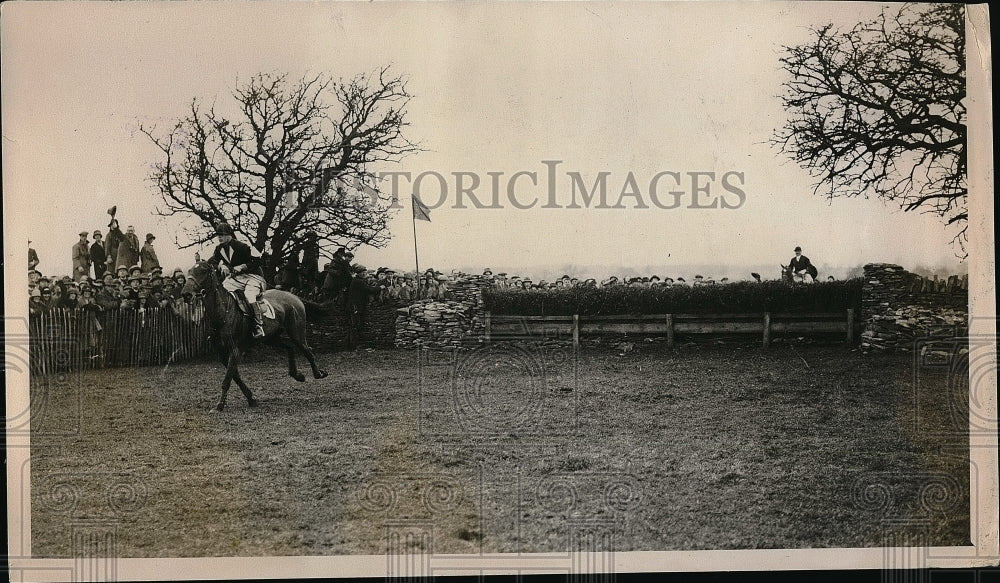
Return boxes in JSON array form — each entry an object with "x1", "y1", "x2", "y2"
[{"x1": 228, "y1": 292, "x2": 277, "y2": 321}]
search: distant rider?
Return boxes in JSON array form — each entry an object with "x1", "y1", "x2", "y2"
[{"x1": 788, "y1": 246, "x2": 817, "y2": 284}]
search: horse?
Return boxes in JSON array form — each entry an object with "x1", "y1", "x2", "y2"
[
  {"x1": 181, "y1": 261, "x2": 333, "y2": 412},
  {"x1": 751, "y1": 267, "x2": 794, "y2": 283}
]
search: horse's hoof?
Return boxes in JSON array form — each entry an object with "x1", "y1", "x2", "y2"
[
  {"x1": 314, "y1": 370, "x2": 328, "y2": 379},
  {"x1": 293, "y1": 373, "x2": 306, "y2": 382}
]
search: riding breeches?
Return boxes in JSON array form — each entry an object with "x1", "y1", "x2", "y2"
[
  {"x1": 793, "y1": 271, "x2": 815, "y2": 284},
  {"x1": 223, "y1": 273, "x2": 267, "y2": 303}
]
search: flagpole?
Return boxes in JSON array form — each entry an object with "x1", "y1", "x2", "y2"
[{"x1": 412, "y1": 197, "x2": 421, "y2": 296}]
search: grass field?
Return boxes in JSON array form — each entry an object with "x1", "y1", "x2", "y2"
[{"x1": 28, "y1": 341, "x2": 971, "y2": 557}]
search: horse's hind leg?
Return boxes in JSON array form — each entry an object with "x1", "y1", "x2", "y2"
[
  {"x1": 276, "y1": 335, "x2": 307, "y2": 382},
  {"x1": 289, "y1": 334, "x2": 328, "y2": 379}
]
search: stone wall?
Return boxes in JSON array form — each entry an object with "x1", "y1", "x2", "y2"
[
  {"x1": 394, "y1": 275, "x2": 492, "y2": 349},
  {"x1": 860, "y1": 263, "x2": 968, "y2": 352},
  {"x1": 308, "y1": 300, "x2": 403, "y2": 347}
]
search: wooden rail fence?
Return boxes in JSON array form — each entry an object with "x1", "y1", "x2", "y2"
[
  {"x1": 28, "y1": 304, "x2": 213, "y2": 374},
  {"x1": 484, "y1": 310, "x2": 857, "y2": 348}
]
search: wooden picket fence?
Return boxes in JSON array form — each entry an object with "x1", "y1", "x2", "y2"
[
  {"x1": 28, "y1": 304, "x2": 213, "y2": 374},
  {"x1": 484, "y1": 310, "x2": 857, "y2": 348}
]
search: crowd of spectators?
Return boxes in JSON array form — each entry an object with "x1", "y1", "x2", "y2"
[
  {"x1": 29, "y1": 263, "x2": 189, "y2": 316},
  {"x1": 29, "y1": 223, "x2": 749, "y2": 318}
]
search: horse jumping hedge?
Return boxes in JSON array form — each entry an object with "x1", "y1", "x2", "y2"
[{"x1": 482, "y1": 280, "x2": 863, "y2": 316}]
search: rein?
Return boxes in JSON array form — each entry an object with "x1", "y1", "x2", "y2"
[{"x1": 197, "y1": 266, "x2": 249, "y2": 342}]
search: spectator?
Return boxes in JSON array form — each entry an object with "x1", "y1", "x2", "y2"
[
  {"x1": 28, "y1": 240, "x2": 40, "y2": 271},
  {"x1": 40, "y1": 286, "x2": 56, "y2": 310},
  {"x1": 93, "y1": 279, "x2": 119, "y2": 310},
  {"x1": 28, "y1": 269, "x2": 41, "y2": 290},
  {"x1": 105, "y1": 219, "x2": 124, "y2": 271},
  {"x1": 116, "y1": 225, "x2": 140, "y2": 270},
  {"x1": 140, "y1": 233, "x2": 160, "y2": 274},
  {"x1": 299, "y1": 231, "x2": 320, "y2": 294},
  {"x1": 59, "y1": 284, "x2": 80, "y2": 309},
  {"x1": 72, "y1": 231, "x2": 91, "y2": 282},
  {"x1": 90, "y1": 231, "x2": 108, "y2": 280},
  {"x1": 163, "y1": 278, "x2": 179, "y2": 300},
  {"x1": 171, "y1": 268, "x2": 187, "y2": 292},
  {"x1": 115, "y1": 265, "x2": 130, "y2": 287},
  {"x1": 121, "y1": 275, "x2": 142, "y2": 309},
  {"x1": 29, "y1": 288, "x2": 45, "y2": 314}
]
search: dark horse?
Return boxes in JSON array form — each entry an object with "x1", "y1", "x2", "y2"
[{"x1": 182, "y1": 261, "x2": 331, "y2": 412}]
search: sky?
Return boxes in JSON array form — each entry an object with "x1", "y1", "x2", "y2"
[{"x1": 2, "y1": 1, "x2": 986, "y2": 283}]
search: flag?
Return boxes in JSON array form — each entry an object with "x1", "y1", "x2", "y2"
[{"x1": 412, "y1": 194, "x2": 431, "y2": 222}]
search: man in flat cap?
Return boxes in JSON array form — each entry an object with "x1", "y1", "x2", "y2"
[
  {"x1": 90, "y1": 230, "x2": 108, "y2": 280},
  {"x1": 72, "y1": 231, "x2": 91, "y2": 282},
  {"x1": 116, "y1": 225, "x2": 140, "y2": 270}
]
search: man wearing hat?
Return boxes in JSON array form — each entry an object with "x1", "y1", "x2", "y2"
[
  {"x1": 90, "y1": 230, "x2": 108, "y2": 279},
  {"x1": 140, "y1": 233, "x2": 160, "y2": 274},
  {"x1": 28, "y1": 240, "x2": 40, "y2": 271},
  {"x1": 105, "y1": 218, "x2": 124, "y2": 271},
  {"x1": 209, "y1": 223, "x2": 268, "y2": 338},
  {"x1": 298, "y1": 230, "x2": 321, "y2": 294},
  {"x1": 322, "y1": 247, "x2": 354, "y2": 301},
  {"x1": 114, "y1": 265, "x2": 129, "y2": 287},
  {"x1": 29, "y1": 287, "x2": 46, "y2": 315},
  {"x1": 116, "y1": 225, "x2": 140, "y2": 270},
  {"x1": 71, "y1": 231, "x2": 91, "y2": 281},
  {"x1": 788, "y1": 246, "x2": 817, "y2": 284},
  {"x1": 121, "y1": 273, "x2": 143, "y2": 309},
  {"x1": 94, "y1": 277, "x2": 119, "y2": 311}
]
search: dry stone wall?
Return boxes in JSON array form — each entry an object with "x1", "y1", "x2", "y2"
[
  {"x1": 394, "y1": 275, "x2": 491, "y2": 349},
  {"x1": 308, "y1": 300, "x2": 401, "y2": 347},
  {"x1": 860, "y1": 263, "x2": 968, "y2": 352}
]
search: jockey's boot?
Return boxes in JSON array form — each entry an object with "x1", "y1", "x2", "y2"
[{"x1": 251, "y1": 301, "x2": 266, "y2": 339}]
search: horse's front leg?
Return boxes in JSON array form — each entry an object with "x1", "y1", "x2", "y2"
[
  {"x1": 231, "y1": 370, "x2": 258, "y2": 407},
  {"x1": 215, "y1": 347, "x2": 242, "y2": 412}
]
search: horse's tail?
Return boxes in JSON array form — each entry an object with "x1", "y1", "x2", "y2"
[{"x1": 301, "y1": 298, "x2": 339, "y2": 320}]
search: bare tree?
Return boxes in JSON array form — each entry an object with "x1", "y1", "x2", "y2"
[
  {"x1": 141, "y1": 68, "x2": 419, "y2": 279},
  {"x1": 772, "y1": 4, "x2": 967, "y2": 255}
]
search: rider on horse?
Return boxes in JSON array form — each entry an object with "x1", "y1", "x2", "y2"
[
  {"x1": 788, "y1": 246, "x2": 818, "y2": 284},
  {"x1": 209, "y1": 223, "x2": 268, "y2": 338}
]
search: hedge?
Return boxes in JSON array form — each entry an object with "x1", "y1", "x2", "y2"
[{"x1": 482, "y1": 279, "x2": 863, "y2": 316}]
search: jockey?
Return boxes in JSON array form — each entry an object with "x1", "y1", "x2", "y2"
[
  {"x1": 209, "y1": 223, "x2": 268, "y2": 338},
  {"x1": 788, "y1": 246, "x2": 817, "y2": 284}
]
